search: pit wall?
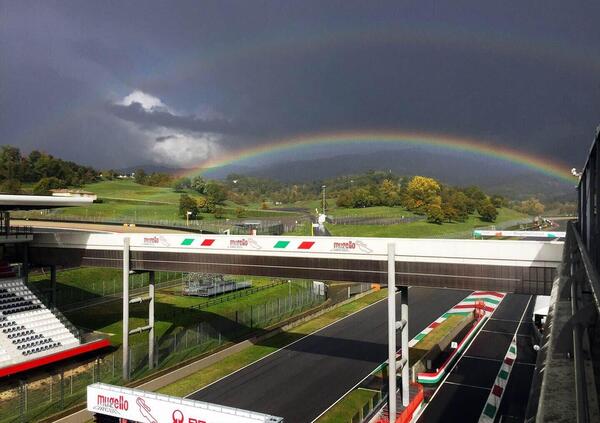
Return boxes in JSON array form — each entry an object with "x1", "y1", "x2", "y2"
[{"x1": 413, "y1": 291, "x2": 506, "y2": 384}]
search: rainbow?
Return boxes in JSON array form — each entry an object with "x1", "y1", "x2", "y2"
[{"x1": 182, "y1": 130, "x2": 575, "y2": 184}]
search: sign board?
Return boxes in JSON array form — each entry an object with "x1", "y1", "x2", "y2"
[
  {"x1": 87, "y1": 383, "x2": 283, "y2": 423},
  {"x1": 313, "y1": 281, "x2": 325, "y2": 296},
  {"x1": 473, "y1": 230, "x2": 565, "y2": 239},
  {"x1": 32, "y1": 232, "x2": 564, "y2": 269}
]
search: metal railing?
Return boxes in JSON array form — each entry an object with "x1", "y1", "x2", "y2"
[
  {"x1": 562, "y1": 220, "x2": 600, "y2": 423},
  {"x1": 577, "y1": 127, "x2": 599, "y2": 270},
  {"x1": 0, "y1": 225, "x2": 33, "y2": 238}
]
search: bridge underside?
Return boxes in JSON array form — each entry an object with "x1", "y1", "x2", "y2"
[{"x1": 29, "y1": 247, "x2": 556, "y2": 295}]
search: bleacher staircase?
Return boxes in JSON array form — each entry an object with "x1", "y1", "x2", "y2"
[{"x1": 0, "y1": 277, "x2": 81, "y2": 368}]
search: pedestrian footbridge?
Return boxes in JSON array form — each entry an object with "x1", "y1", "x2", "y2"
[{"x1": 29, "y1": 232, "x2": 562, "y2": 295}]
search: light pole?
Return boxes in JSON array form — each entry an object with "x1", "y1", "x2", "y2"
[{"x1": 321, "y1": 185, "x2": 326, "y2": 215}]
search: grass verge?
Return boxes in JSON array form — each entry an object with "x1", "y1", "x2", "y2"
[{"x1": 316, "y1": 388, "x2": 379, "y2": 423}]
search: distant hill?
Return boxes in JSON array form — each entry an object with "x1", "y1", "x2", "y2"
[
  {"x1": 205, "y1": 149, "x2": 575, "y2": 202},
  {"x1": 117, "y1": 164, "x2": 184, "y2": 175}
]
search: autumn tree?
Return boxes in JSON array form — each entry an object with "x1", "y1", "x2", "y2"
[
  {"x1": 405, "y1": 176, "x2": 441, "y2": 214},
  {"x1": 379, "y1": 179, "x2": 401, "y2": 206},
  {"x1": 517, "y1": 197, "x2": 545, "y2": 216},
  {"x1": 178, "y1": 194, "x2": 199, "y2": 219}
]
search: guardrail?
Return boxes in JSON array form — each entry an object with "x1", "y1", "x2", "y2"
[
  {"x1": 0, "y1": 225, "x2": 33, "y2": 238},
  {"x1": 564, "y1": 220, "x2": 600, "y2": 423}
]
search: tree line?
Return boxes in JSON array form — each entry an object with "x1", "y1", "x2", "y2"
[
  {"x1": 0, "y1": 146, "x2": 98, "y2": 194},
  {"x1": 334, "y1": 175, "x2": 503, "y2": 223},
  {"x1": 0, "y1": 145, "x2": 562, "y2": 221}
]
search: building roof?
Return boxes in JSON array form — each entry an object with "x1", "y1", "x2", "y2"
[
  {"x1": 50, "y1": 189, "x2": 96, "y2": 195},
  {"x1": 0, "y1": 194, "x2": 94, "y2": 211}
]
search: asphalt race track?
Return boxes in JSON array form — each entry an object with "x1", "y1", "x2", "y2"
[
  {"x1": 417, "y1": 294, "x2": 535, "y2": 422},
  {"x1": 187, "y1": 287, "x2": 470, "y2": 423}
]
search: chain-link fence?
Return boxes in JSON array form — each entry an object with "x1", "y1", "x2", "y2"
[
  {"x1": 327, "y1": 215, "x2": 423, "y2": 226},
  {"x1": 13, "y1": 212, "x2": 308, "y2": 235},
  {"x1": 29, "y1": 271, "x2": 183, "y2": 310},
  {"x1": 0, "y1": 285, "x2": 325, "y2": 423}
]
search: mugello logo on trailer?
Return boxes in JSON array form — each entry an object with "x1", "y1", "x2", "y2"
[
  {"x1": 333, "y1": 240, "x2": 356, "y2": 251},
  {"x1": 332, "y1": 240, "x2": 373, "y2": 253},
  {"x1": 87, "y1": 383, "x2": 283, "y2": 423},
  {"x1": 229, "y1": 238, "x2": 262, "y2": 249},
  {"x1": 143, "y1": 235, "x2": 170, "y2": 247}
]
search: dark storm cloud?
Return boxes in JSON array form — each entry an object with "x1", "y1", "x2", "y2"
[
  {"x1": 1, "y1": 0, "x2": 599, "y2": 168},
  {"x1": 108, "y1": 102, "x2": 263, "y2": 136}
]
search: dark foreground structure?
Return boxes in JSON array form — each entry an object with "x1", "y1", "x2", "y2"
[{"x1": 530, "y1": 128, "x2": 600, "y2": 422}]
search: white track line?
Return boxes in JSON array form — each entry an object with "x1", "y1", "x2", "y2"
[
  {"x1": 444, "y1": 381, "x2": 490, "y2": 391},
  {"x1": 310, "y1": 288, "x2": 473, "y2": 423}
]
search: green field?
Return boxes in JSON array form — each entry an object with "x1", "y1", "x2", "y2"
[
  {"x1": 30, "y1": 266, "x2": 317, "y2": 346},
  {"x1": 328, "y1": 205, "x2": 416, "y2": 218},
  {"x1": 18, "y1": 180, "x2": 303, "y2": 222},
  {"x1": 59, "y1": 276, "x2": 314, "y2": 346},
  {"x1": 327, "y1": 207, "x2": 528, "y2": 238}
]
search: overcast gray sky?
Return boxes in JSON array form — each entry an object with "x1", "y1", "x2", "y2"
[{"x1": 1, "y1": 1, "x2": 599, "y2": 170}]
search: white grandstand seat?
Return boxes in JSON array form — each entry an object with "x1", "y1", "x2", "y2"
[{"x1": 0, "y1": 278, "x2": 83, "y2": 367}]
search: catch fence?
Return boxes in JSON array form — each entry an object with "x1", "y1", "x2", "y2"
[{"x1": 13, "y1": 213, "x2": 308, "y2": 235}]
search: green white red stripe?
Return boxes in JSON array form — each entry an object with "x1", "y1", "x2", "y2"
[
  {"x1": 179, "y1": 237, "x2": 316, "y2": 249},
  {"x1": 479, "y1": 336, "x2": 518, "y2": 422},
  {"x1": 416, "y1": 316, "x2": 489, "y2": 384},
  {"x1": 413, "y1": 291, "x2": 505, "y2": 384},
  {"x1": 409, "y1": 291, "x2": 505, "y2": 348}
]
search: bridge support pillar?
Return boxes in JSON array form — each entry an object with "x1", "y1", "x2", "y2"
[
  {"x1": 400, "y1": 286, "x2": 409, "y2": 407},
  {"x1": 387, "y1": 243, "x2": 397, "y2": 422},
  {"x1": 148, "y1": 271, "x2": 155, "y2": 370},
  {"x1": 50, "y1": 265, "x2": 57, "y2": 305},
  {"x1": 122, "y1": 237, "x2": 130, "y2": 381},
  {"x1": 22, "y1": 244, "x2": 29, "y2": 284}
]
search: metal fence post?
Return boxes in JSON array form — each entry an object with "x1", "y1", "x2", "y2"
[
  {"x1": 60, "y1": 370, "x2": 64, "y2": 410},
  {"x1": 18, "y1": 380, "x2": 25, "y2": 423}
]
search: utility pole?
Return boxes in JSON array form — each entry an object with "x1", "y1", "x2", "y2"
[{"x1": 321, "y1": 185, "x2": 327, "y2": 215}]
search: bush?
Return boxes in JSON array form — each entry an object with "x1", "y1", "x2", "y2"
[
  {"x1": 32, "y1": 177, "x2": 65, "y2": 195},
  {"x1": 478, "y1": 198, "x2": 498, "y2": 222}
]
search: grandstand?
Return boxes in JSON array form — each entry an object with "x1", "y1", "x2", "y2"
[
  {"x1": 182, "y1": 272, "x2": 252, "y2": 297},
  {"x1": 0, "y1": 195, "x2": 109, "y2": 378}
]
